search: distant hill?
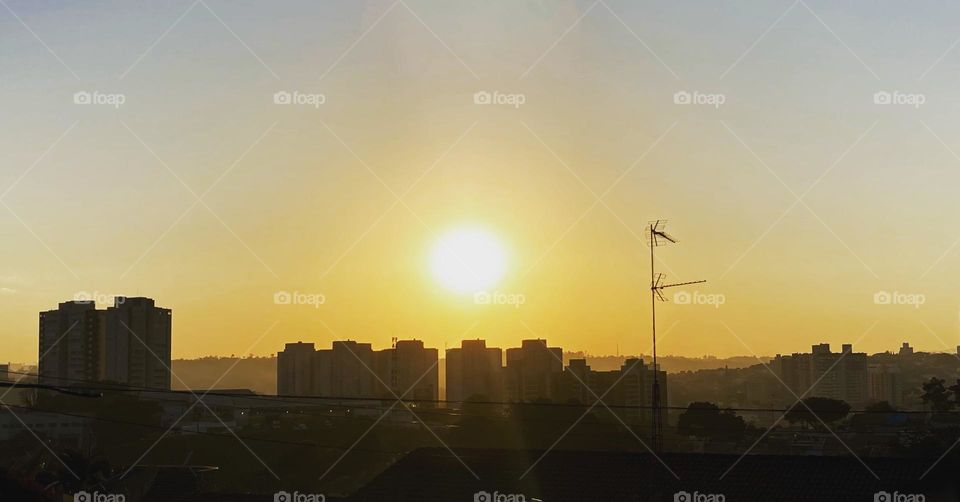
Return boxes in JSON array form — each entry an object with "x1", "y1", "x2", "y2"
[
  {"x1": 563, "y1": 352, "x2": 769, "y2": 372},
  {"x1": 171, "y1": 356, "x2": 276, "y2": 395}
]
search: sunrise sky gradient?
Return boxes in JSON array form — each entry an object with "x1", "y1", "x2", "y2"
[{"x1": 4, "y1": 0, "x2": 960, "y2": 363}]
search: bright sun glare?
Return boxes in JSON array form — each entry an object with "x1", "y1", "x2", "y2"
[{"x1": 430, "y1": 228, "x2": 507, "y2": 295}]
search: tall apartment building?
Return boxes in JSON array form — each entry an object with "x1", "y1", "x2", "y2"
[
  {"x1": 277, "y1": 342, "x2": 316, "y2": 395},
  {"x1": 39, "y1": 297, "x2": 171, "y2": 389},
  {"x1": 562, "y1": 358, "x2": 662, "y2": 424},
  {"x1": 316, "y1": 341, "x2": 376, "y2": 398},
  {"x1": 868, "y1": 363, "x2": 903, "y2": 408},
  {"x1": 38, "y1": 301, "x2": 106, "y2": 385},
  {"x1": 105, "y1": 297, "x2": 173, "y2": 389},
  {"x1": 376, "y1": 340, "x2": 439, "y2": 401},
  {"x1": 774, "y1": 343, "x2": 868, "y2": 407},
  {"x1": 446, "y1": 339, "x2": 503, "y2": 403},
  {"x1": 277, "y1": 339, "x2": 438, "y2": 400},
  {"x1": 620, "y1": 358, "x2": 664, "y2": 424},
  {"x1": 505, "y1": 339, "x2": 563, "y2": 402}
]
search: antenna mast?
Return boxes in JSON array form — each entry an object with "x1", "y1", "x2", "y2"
[{"x1": 646, "y1": 220, "x2": 705, "y2": 453}]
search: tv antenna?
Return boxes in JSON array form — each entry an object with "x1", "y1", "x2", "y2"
[{"x1": 646, "y1": 220, "x2": 706, "y2": 453}]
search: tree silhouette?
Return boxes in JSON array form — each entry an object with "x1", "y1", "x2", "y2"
[
  {"x1": 785, "y1": 397, "x2": 850, "y2": 429},
  {"x1": 921, "y1": 377, "x2": 953, "y2": 413},
  {"x1": 949, "y1": 379, "x2": 960, "y2": 406},
  {"x1": 677, "y1": 402, "x2": 748, "y2": 442}
]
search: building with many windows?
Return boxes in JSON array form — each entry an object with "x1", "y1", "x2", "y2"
[
  {"x1": 774, "y1": 343, "x2": 868, "y2": 407},
  {"x1": 39, "y1": 297, "x2": 172, "y2": 390},
  {"x1": 105, "y1": 297, "x2": 172, "y2": 389},
  {"x1": 376, "y1": 340, "x2": 438, "y2": 401},
  {"x1": 277, "y1": 339, "x2": 437, "y2": 401},
  {"x1": 562, "y1": 357, "x2": 664, "y2": 424},
  {"x1": 277, "y1": 341, "x2": 316, "y2": 396},
  {"x1": 446, "y1": 339, "x2": 503, "y2": 403},
  {"x1": 505, "y1": 339, "x2": 563, "y2": 402},
  {"x1": 868, "y1": 363, "x2": 903, "y2": 408},
  {"x1": 38, "y1": 301, "x2": 106, "y2": 386}
]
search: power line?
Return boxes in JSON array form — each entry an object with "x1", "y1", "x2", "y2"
[
  {"x1": 0, "y1": 402, "x2": 400, "y2": 455},
  {"x1": 5, "y1": 370, "x2": 952, "y2": 414}
]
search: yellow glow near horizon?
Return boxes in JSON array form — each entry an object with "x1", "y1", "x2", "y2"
[{"x1": 429, "y1": 227, "x2": 507, "y2": 295}]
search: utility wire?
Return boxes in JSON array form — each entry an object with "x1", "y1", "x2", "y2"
[{"x1": 5, "y1": 370, "x2": 952, "y2": 414}]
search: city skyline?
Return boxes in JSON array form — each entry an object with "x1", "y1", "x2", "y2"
[
  {"x1": 8, "y1": 294, "x2": 960, "y2": 366},
  {"x1": 13, "y1": 294, "x2": 960, "y2": 368},
  {"x1": 5, "y1": 2, "x2": 960, "y2": 365},
  {"x1": 7, "y1": 2, "x2": 960, "y2": 500}
]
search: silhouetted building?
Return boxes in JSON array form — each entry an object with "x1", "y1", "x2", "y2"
[
  {"x1": 622, "y1": 358, "x2": 665, "y2": 424},
  {"x1": 774, "y1": 343, "x2": 868, "y2": 407},
  {"x1": 868, "y1": 363, "x2": 903, "y2": 408},
  {"x1": 105, "y1": 297, "x2": 172, "y2": 389},
  {"x1": 318, "y1": 340, "x2": 376, "y2": 398},
  {"x1": 563, "y1": 359, "x2": 594, "y2": 404},
  {"x1": 505, "y1": 339, "x2": 563, "y2": 402},
  {"x1": 446, "y1": 340, "x2": 504, "y2": 403},
  {"x1": 898, "y1": 342, "x2": 914, "y2": 356},
  {"x1": 562, "y1": 357, "x2": 663, "y2": 424},
  {"x1": 277, "y1": 339, "x2": 439, "y2": 400},
  {"x1": 38, "y1": 301, "x2": 106, "y2": 385},
  {"x1": 375, "y1": 340, "x2": 439, "y2": 401},
  {"x1": 277, "y1": 342, "x2": 315, "y2": 395},
  {"x1": 0, "y1": 363, "x2": 9, "y2": 382}
]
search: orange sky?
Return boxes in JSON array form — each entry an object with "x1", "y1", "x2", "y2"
[{"x1": 3, "y1": 1, "x2": 960, "y2": 363}]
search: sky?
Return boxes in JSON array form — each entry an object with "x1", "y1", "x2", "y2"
[{"x1": 3, "y1": 0, "x2": 960, "y2": 362}]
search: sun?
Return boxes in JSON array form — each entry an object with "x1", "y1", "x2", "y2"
[{"x1": 429, "y1": 227, "x2": 507, "y2": 295}]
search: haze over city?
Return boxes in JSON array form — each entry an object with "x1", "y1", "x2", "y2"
[
  {"x1": 5, "y1": 2, "x2": 960, "y2": 365},
  {"x1": 8, "y1": 2, "x2": 960, "y2": 500}
]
